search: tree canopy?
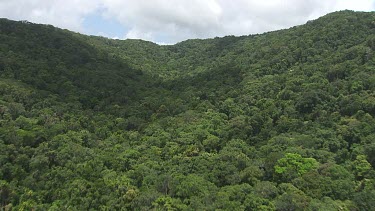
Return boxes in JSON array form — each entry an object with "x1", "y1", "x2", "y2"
[{"x1": 0, "y1": 10, "x2": 375, "y2": 210}]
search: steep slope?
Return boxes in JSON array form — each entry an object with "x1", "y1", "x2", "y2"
[
  {"x1": 0, "y1": 19, "x2": 151, "y2": 109},
  {"x1": 0, "y1": 10, "x2": 375, "y2": 210}
]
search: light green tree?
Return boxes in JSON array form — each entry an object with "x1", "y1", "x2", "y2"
[{"x1": 275, "y1": 153, "x2": 319, "y2": 181}]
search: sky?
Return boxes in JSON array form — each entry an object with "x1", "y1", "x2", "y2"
[{"x1": 0, "y1": 0, "x2": 374, "y2": 44}]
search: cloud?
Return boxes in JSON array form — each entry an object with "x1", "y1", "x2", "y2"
[
  {"x1": 99, "y1": 0, "x2": 375, "y2": 44},
  {"x1": 333, "y1": 0, "x2": 375, "y2": 11},
  {"x1": 0, "y1": 0, "x2": 101, "y2": 32},
  {"x1": 100, "y1": 0, "x2": 223, "y2": 42},
  {"x1": 0, "y1": 0, "x2": 374, "y2": 44}
]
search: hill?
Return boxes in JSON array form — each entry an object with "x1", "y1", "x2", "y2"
[{"x1": 0, "y1": 10, "x2": 375, "y2": 210}]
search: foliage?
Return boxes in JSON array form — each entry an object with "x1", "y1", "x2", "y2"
[
  {"x1": 0, "y1": 10, "x2": 375, "y2": 210},
  {"x1": 274, "y1": 153, "x2": 318, "y2": 181}
]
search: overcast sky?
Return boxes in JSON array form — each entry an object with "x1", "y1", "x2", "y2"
[{"x1": 0, "y1": 0, "x2": 374, "y2": 44}]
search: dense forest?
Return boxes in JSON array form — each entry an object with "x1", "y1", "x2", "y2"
[{"x1": 0, "y1": 10, "x2": 375, "y2": 210}]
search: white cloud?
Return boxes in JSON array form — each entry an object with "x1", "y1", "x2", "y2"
[
  {"x1": 99, "y1": 0, "x2": 375, "y2": 43},
  {"x1": 0, "y1": 0, "x2": 101, "y2": 32},
  {"x1": 0, "y1": 0, "x2": 374, "y2": 44},
  {"x1": 100, "y1": 0, "x2": 223, "y2": 43},
  {"x1": 333, "y1": 0, "x2": 375, "y2": 11}
]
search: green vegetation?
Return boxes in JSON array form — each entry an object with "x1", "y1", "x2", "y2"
[{"x1": 0, "y1": 10, "x2": 375, "y2": 210}]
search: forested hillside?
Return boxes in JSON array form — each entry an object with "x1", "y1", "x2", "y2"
[{"x1": 1, "y1": 10, "x2": 375, "y2": 210}]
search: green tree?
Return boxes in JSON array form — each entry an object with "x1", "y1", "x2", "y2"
[{"x1": 274, "y1": 153, "x2": 319, "y2": 181}]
